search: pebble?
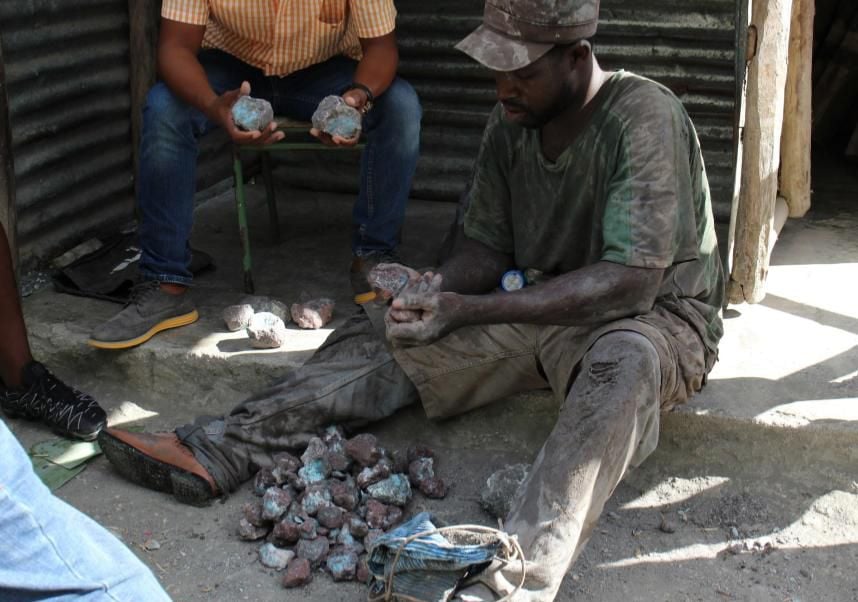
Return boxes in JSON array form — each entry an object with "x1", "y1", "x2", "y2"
[
  {"x1": 231, "y1": 96, "x2": 274, "y2": 132},
  {"x1": 659, "y1": 514, "x2": 677, "y2": 534},
  {"x1": 291, "y1": 298, "x2": 335, "y2": 330},
  {"x1": 143, "y1": 539, "x2": 161, "y2": 551},
  {"x1": 247, "y1": 312, "x2": 288, "y2": 349},
  {"x1": 238, "y1": 518, "x2": 270, "y2": 541},
  {"x1": 282, "y1": 558, "x2": 313, "y2": 588},
  {"x1": 222, "y1": 304, "x2": 254, "y2": 331},
  {"x1": 259, "y1": 543, "x2": 295, "y2": 570}
]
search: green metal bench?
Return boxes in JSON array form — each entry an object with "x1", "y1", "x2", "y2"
[{"x1": 232, "y1": 116, "x2": 365, "y2": 293}]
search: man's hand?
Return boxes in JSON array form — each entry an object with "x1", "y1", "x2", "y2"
[
  {"x1": 207, "y1": 81, "x2": 284, "y2": 146},
  {"x1": 372, "y1": 266, "x2": 441, "y2": 323},
  {"x1": 309, "y1": 88, "x2": 365, "y2": 148},
  {"x1": 385, "y1": 289, "x2": 460, "y2": 348}
]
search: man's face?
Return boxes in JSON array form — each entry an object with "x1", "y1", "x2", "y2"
[{"x1": 494, "y1": 47, "x2": 580, "y2": 128}]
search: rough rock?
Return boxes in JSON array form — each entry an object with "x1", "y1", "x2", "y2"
[
  {"x1": 330, "y1": 479, "x2": 359, "y2": 510},
  {"x1": 384, "y1": 506, "x2": 404, "y2": 530},
  {"x1": 357, "y1": 458, "x2": 392, "y2": 489},
  {"x1": 259, "y1": 543, "x2": 295, "y2": 570},
  {"x1": 365, "y1": 499, "x2": 389, "y2": 530},
  {"x1": 262, "y1": 487, "x2": 293, "y2": 521},
  {"x1": 301, "y1": 483, "x2": 333, "y2": 516},
  {"x1": 231, "y1": 96, "x2": 274, "y2": 132},
  {"x1": 242, "y1": 501, "x2": 266, "y2": 527},
  {"x1": 301, "y1": 437, "x2": 328, "y2": 464},
  {"x1": 345, "y1": 433, "x2": 382, "y2": 467},
  {"x1": 418, "y1": 477, "x2": 449, "y2": 499},
  {"x1": 367, "y1": 264, "x2": 411, "y2": 301},
  {"x1": 282, "y1": 558, "x2": 313, "y2": 588},
  {"x1": 356, "y1": 554, "x2": 371, "y2": 584},
  {"x1": 254, "y1": 468, "x2": 277, "y2": 495},
  {"x1": 367, "y1": 474, "x2": 412, "y2": 507},
  {"x1": 298, "y1": 517, "x2": 318, "y2": 540},
  {"x1": 408, "y1": 457, "x2": 435, "y2": 485},
  {"x1": 326, "y1": 550, "x2": 359, "y2": 581},
  {"x1": 238, "y1": 518, "x2": 270, "y2": 541},
  {"x1": 311, "y1": 95, "x2": 362, "y2": 139},
  {"x1": 349, "y1": 516, "x2": 369, "y2": 538},
  {"x1": 407, "y1": 444, "x2": 435, "y2": 464},
  {"x1": 222, "y1": 304, "x2": 254, "y2": 332},
  {"x1": 317, "y1": 505, "x2": 346, "y2": 530},
  {"x1": 297, "y1": 536, "x2": 330, "y2": 568},
  {"x1": 327, "y1": 451, "x2": 352, "y2": 473},
  {"x1": 391, "y1": 449, "x2": 409, "y2": 474},
  {"x1": 480, "y1": 464, "x2": 529, "y2": 519},
  {"x1": 247, "y1": 312, "x2": 288, "y2": 349},
  {"x1": 291, "y1": 298, "x2": 335, "y2": 330},
  {"x1": 242, "y1": 296, "x2": 290, "y2": 323},
  {"x1": 299, "y1": 457, "x2": 332, "y2": 485},
  {"x1": 271, "y1": 518, "x2": 301, "y2": 545},
  {"x1": 335, "y1": 528, "x2": 365, "y2": 555},
  {"x1": 321, "y1": 425, "x2": 346, "y2": 453},
  {"x1": 273, "y1": 452, "x2": 302, "y2": 474}
]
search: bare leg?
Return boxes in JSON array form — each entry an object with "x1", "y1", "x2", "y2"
[{"x1": 0, "y1": 223, "x2": 31, "y2": 387}]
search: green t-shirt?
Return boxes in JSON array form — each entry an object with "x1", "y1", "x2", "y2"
[{"x1": 464, "y1": 70, "x2": 724, "y2": 357}]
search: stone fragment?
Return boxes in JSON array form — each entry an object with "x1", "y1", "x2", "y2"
[
  {"x1": 348, "y1": 516, "x2": 369, "y2": 538},
  {"x1": 242, "y1": 296, "x2": 290, "y2": 322},
  {"x1": 326, "y1": 550, "x2": 358, "y2": 581},
  {"x1": 391, "y1": 449, "x2": 409, "y2": 474},
  {"x1": 356, "y1": 554, "x2": 371, "y2": 584},
  {"x1": 344, "y1": 433, "x2": 382, "y2": 467},
  {"x1": 336, "y1": 528, "x2": 365, "y2": 555},
  {"x1": 419, "y1": 477, "x2": 449, "y2": 499},
  {"x1": 365, "y1": 499, "x2": 389, "y2": 530},
  {"x1": 407, "y1": 444, "x2": 435, "y2": 464},
  {"x1": 262, "y1": 487, "x2": 293, "y2": 521},
  {"x1": 231, "y1": 96, "x2": 274, "y2": 132},
  {"x1": 282, "y1": 558, "x2": 313, "y2": 588},
  {"x1": 327, "y1": 451, "x2": 352, "y2": 473},
  {"x1": 317, "y1": 505, "x2": 346, "y2": 530},
  {"x1": 291, "y1": 298, "x2": 335, "y2": 330},
  {"x1": 297, "y1": 536, "x2": 330, "y2": 568},
  {"x1": 271, "y1": 518, "x2": 301, "y2": 545},
  {"x1": 367, "y1": 264, "x2": 411, "y2": 301},
  {"x1": 322, "y1": 425, "x2": 346, "y2": 453},
  {"x1": 259, "y1": 543, "x2": 295, "y2": 570},
  {"x1": 242, "y1": 501, "x2": 267, "y2": 527},
  {"x1": 357, "y1": 458, "x2": 392, "y2": 489},
  {"x1": 301, "y1": 437, "x2": 328, "y2": 464},
  {"x1": 330, "y1": 479, "x2": 359, "y2": 511},
  {"x1": 480, "y1": 464, "x2": 529, "y2": 519},
  {"x1": 301, "y1": 484, "x2": 333, "y2": 516},
  {"x1": 272, "y1": 451, "x2": 302, "y2": 475},
  {"x1": 367, "y1": 474, "x2": 412, "y2": 507},
  {"x1": 384, "y1": 506, "x2": 404, "y2": 530},
  {"x1": 222, "y1": 304, "x2": 254, "y2": 332},
  {"x1": 286, "y1": 471, "x2": 306, "y2": 492},
  {"x1": 247, "y1": 312, "x2": 288, "y2": 349},
  {"x1": 311, "y1": 95, "x2": 362, "y2": 139},
  {"x1": 238, "y1": 518, "x2": 270, "y2": 541},
  {"x1": 408, "y1": 457, "x2": 435, "y2": 485},
  {"x1": 298, "y1": 517, "x2": 318, "y2": 540},
  {"x1": 253, "y1": 468, "x2": 277, "y2": 496},
  {"x1": 299, "y1": 457, "x2": 332, "y2": 485}
]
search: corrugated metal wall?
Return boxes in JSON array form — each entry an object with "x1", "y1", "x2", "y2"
[
  {"x1": 0, "y1": 0, "x2": 135, "y2": 267},
  {"x1": 281, "y1": 0, "x2": 738, "y2": 221}
]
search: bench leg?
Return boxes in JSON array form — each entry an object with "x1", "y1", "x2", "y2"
[
  {"x1": 262, "y1": 152, "x2": 280, "y2": 242},
  {"x1": 233, "y1": 149, "x2": 255, "y2": 294}
]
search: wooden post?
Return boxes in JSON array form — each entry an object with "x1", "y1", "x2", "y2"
[
  {"x1": 127, "y1": 0, "x2": 161, "y2": 194},
  {"x1": 779, "y1": 0, "x2": 814, "y2": 218},
  {"x1": 728, "y1": 0, "x2": 793, "y2": 305},
  {"x1": 0, "y1": 38, "x2": 18, "y2": 267}
]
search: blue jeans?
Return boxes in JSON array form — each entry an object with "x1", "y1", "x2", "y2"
[
  {"x1": 138, "y1": 50, "x2": 422, "y2": 284},
  {"x1": 0, "y1": 420, "x2": 171, "y2": 601}
]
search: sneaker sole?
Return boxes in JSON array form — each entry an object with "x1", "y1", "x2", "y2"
[
  {"x1": 87, "y1": 310, "x2": 200, "y2": 350},
  {"x1": 97, "y1": 430, "x2": 215, "y2": 507},
  {"x1": 1, "y1": 408, "x2": 104, "y2": 441}
]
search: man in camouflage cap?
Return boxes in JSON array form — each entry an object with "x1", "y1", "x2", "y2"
[{"x1": 99, "y1": 0, "x2": 723, "y2": 600}]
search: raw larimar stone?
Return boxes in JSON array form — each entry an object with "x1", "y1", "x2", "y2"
[
  {"x1": 258, "y1": 543, "x2": 294, "y2": 570},
  {"x1": 231, "y1": 96, "x2": 274, "y2": 132},
  {"x1": 311, "y1": 95, "x2": 362, "y2": 139},
  {"x1": 222, "y1": 304, "x2": 254, "y2": 332},
  {"x1": 247, "y1": 312, "x2": 288, "y2": 349},
  {"x1": 367, "y1": 474, "x2": 412, "y2": 507}
]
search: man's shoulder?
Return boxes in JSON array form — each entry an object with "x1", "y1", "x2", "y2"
[{"x1": 603, "y1": 71, "x2": 689, "y2": 126}]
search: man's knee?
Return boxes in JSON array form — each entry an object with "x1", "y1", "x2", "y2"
[
  {"x1": 582, "y1": 330, "x2": 659, "y2": 385},
  {"x1": 371, "y1": 77, "x2": 422, "y2": 139}
]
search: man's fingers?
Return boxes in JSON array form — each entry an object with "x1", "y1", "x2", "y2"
[{"x1": 239, "y1": 80, "x2": 251, "y2": 96}]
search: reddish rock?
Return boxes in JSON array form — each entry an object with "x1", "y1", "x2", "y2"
[
  {"x1": 344, "y1": 433, "x2": 382, "y2": 467},
  {"x1": 419, "y1": 477, "x2": 449, "y2": 499},
  {"x1": 322, "y1": 425, "x2": 346, "y2": 453},
  {"x1": 301, "y1": 437, "x2": 328, "y2": 465},
  {"x1": 317, "y1": 505, "x2": 346, "y2": 530},
  {"x1": 298, "y1": 517, "x2": 319, "y2": 540},
  {"x1": 272, "y1": 452, "x2": 302, "y2": 483},
  {"x1": 367, "y1": 264, "x2": 411, "y2": 301},
  {"x1": 327, "y1": 451, "x2": 352, "y2": 473},
  {"x1": 384, "y1": 505, "x2": 404, "y2": 529},
  {"x1": 356, "y1": 458, "x2": 392, "y2": 489},
  {"x1": 297, "y1": 536, "x2": 330, "y2": 568},
  {"x1": 238, "y1": 518, "x2": 270, "y2": 541},
  {"x1": 262, "y1": 487, "x2": 293, "y2": 521},
  {"x1": 253, "y1": 468, "x2": 277, "y2": 496},
  {"x1": 325, "y1": 550, "x2": 358, "y2": 581},
  {"x1": 407, "y1": 444, "x2": 435, "y2": 464},
  {"x1": 356, "y1": 554, "x2": 371, "y2": 584},
  {"x1": 349, "y1": 516, "x2": 369, "y2": 538},
  {"x1": 330, "y1": 479, "x2": 359, "y2": 511},
  {"x1": 391, "y1": 449, "x2": 409, "y2": 474},
  {"x1": 291, "y1": 298, "x2": 335, "y2": 330},
  {"x1": 271, "y1": 518, "x2": 300, "y2": 545},
  {"x1": 301, "y1": 483, "x2": 333, "y2": 515},
  {"x1": 365, "y1": 499, "x2": 389, "y2": 530},
  {"x1": 408, "y1": 457, "x2": 435, "y2": 485},
  {"x1": 242, "y1": 501, "x2": 267, "y2": 527},
  {"x1": 282, "y1": 558, "x2": 313, "y2": 588}
]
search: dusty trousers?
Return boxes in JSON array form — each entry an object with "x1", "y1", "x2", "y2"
[{"x1": 178, "y1": 304, "x2": 708, "y2": 601}]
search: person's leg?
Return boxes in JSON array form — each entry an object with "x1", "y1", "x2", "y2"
[
  {"x1": 468, "y1": 331, "x2": 663, "y2": 601},
  {"x1": 90, "y1": 51, "x2": 269, "y2": 349},
  {"x1": 0, "y1": 420, "x2": 171, "y2": 601},
  {"x1": 272, "y1": 56, "x2": 421, "y2": 256},
  {"x1": 0, "y1": 223, "x2": 31, "y2": 387}
]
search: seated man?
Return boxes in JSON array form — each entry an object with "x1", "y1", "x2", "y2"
[
  {"x1": 99, "y1": 0, "x2": 724, "y2": 599},
  {"x1": 89, "y1": 0, "x2": 421, "y2": 350},
  {"x1": 0, "y1": 223, "x2": 106, "y2": 440}
]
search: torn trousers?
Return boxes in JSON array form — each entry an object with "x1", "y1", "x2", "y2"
[{"x1": 178, "y1": 304, "x2": 708, "y2": 601}]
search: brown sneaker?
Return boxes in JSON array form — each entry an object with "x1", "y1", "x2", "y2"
[
  {"x1": 98, "y1": 428, "x2": 218, "y2": 506},
  {"x1": 350, "y1": 251, "x2": 400, "y2": 305}
]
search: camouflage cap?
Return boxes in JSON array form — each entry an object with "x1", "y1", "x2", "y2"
[{"x1": 456, "y1": 0, "x2": 600, "y2": 72}]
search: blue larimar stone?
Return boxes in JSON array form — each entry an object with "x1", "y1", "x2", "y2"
[
  {"x1": 311, "y1": 95, "x2": 362, "y2": 139},
  {"x1": 231, "y1": 96, "x2": 274, "y2": 132}
]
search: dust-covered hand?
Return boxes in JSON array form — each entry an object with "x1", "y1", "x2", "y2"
[{"x1": 385, "y1": 289, "x2": 461, "y2": 348}]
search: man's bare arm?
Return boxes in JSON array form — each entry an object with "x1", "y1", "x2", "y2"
[
  {"x1": 353, "y1": 32, "x2": 398, "y2": 101},
  {"x1": 436, "y1": 230, "x2": 513, "y2": 295}
]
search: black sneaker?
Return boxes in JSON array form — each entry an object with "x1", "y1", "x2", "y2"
[
  {"x1": 350, "y1": 250, "x2": 401, "y2": 304},
  {"x1": 0, "y1": 361, "x2": 107, "y2": 440}
]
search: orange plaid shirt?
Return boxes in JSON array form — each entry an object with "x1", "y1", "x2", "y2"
[{"x1": 162, "y1": 0, "x2": 397, "y2": 77}]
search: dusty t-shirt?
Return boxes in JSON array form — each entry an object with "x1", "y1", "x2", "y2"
[{"x1": 464, "y1": 70, "x2": 724, "y2": 360}]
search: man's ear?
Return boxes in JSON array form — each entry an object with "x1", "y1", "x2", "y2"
[{"x1": 570, "y1": 40, "x2": 592, "y2": 65}]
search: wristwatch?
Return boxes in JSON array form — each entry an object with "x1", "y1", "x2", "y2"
[{"x1": 343, "y1": 82, "x2": 374, "y2": 114}]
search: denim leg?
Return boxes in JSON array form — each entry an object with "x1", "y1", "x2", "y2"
[
  {"x1": 137, "y1": 50, "x2": 268, "y2": 284},
  {"x1": 0, "y1": 421, "x2": 171, "y2": 601},
  {"x1": 273, "y1": 56, "x2": 422, "y2": 255}
]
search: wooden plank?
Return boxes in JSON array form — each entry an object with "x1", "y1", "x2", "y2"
[
  {"x1": 728, "y1": 0, "x2": 792, "y2": 305},
  {"x1": 0, "y1": 36, "x2": 18, "y2": 267},
  {"x1": 127, "y1": 0, "x2": 161, "y2": 194},
  {"x1": 779, "y1": 0, "x2": 814, "y2": 218}
]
